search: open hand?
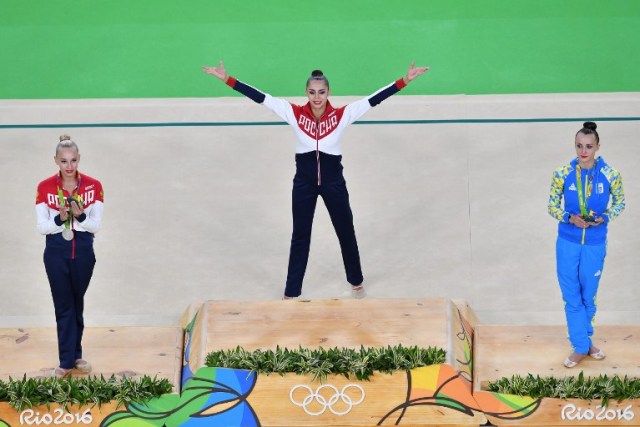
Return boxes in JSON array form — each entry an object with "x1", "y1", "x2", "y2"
[
  {"x1": 202, "y1": 60, "x2": 228, "y2": 81},
  {"x1": 405, "y1": 60, "x2": 430, "y2": 82}
]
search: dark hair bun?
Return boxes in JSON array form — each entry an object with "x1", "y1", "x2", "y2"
[
  {"x1": 311, "y1": 70, "x2": 324, "y2": 77},
  {"x1": 59, "y1": 134, "x2": 71, "y2": 142},
  {"x1": 583, "y1": 121, "x2": 597, "y2": 131}
]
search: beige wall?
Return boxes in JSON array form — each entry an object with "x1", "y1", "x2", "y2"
[{"x1": 1, "y1": 94, "x2": 638, "y2": 327}]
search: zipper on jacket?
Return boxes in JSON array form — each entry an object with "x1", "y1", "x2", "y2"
[
  {"x1": 315, "y1": 118, "x2": 321, "y2": 186},
  {"x1": 71, "y1": 216, "x2": 76, "y2": 259},
  {"x1": 580, "y1": 169, "x2": 588, "y2": 245}
]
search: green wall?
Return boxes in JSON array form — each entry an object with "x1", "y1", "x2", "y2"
[{"x1": 1, "y1": 0, "x2": 639, "y2": 99}]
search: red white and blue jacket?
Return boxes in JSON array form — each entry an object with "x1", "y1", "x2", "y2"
[
  {"x1": 36, "y1": 172, "x2": 104, "y2": 247},
  {"x1": 226, "y1": 76, "x2": 407, "y2": 156}
]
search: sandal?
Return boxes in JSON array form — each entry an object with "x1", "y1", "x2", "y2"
[
  {"x1": 563, "y1": 352, "x2": 585, "y2": 368},
  {"x1": 351, "y1": 285, "x2": 366, "y2": 299},
  {"x1": 75, "y1": 359, "x2": 92, "y2": 373},
  {"x1": 589, "y1": 347, "x2": 606, "y2": 360},
  {"x1": 51, "y1": 367, "x2": 72, "y2": 378},
  {"x1": 282, "y1": 294, "x2": 308, "y2": 301}
]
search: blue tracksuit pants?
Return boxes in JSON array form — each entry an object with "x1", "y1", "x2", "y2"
[
  {"x1": 555, "y1": 237, "x2": 606, "y2": 354},
  {"x1": 43, "y1": 241, "x2": 96, "y2": 369},
  {"x1": 284, "y1": 152, "x2": 363, "y2": 297}
]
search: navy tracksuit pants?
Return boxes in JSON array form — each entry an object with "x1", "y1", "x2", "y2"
[
  {"x1": 43, "y1": 233, "x2": 96, "y2": 369},
  {"x1": 284, "y1": 152, "x2": 363, "y2": 297}
]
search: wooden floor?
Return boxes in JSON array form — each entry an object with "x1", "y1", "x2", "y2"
[
  {"x1": 474, "y1": 324, "x2": 640, "y2": 389},
  {"x1": 0, "y1": 327, "x2": 183, "y2": 389},
  {"x1": 203, "y1": 298, "x2": 452, "y2": 349}
]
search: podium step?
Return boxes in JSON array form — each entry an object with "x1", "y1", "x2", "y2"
[
  {"x1": 474, "y1": 324, "x2": 640, "y2": 388},
  {"x1": 0, "y1": 326, "x2": 183, "y2": 389}
]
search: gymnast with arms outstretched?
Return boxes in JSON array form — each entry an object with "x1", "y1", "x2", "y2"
[{"x1": 203, "y1": 60, "x2": 429, "y2": 299}]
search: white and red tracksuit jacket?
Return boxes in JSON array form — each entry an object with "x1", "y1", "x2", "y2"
[
  {"x1": 36, "y1": 173, "x2": 104, "y2": 254},
  {"x1": 226, "y1": 76, "x2": 407, "y2": 184}
]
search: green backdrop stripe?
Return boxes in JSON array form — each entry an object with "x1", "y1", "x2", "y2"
[
  {"x1": 2, "y1": 117, "x2": 639, "y2": 129},
  {"x1": 1, "y1": 0, "x2": 639, "y2": 99}
]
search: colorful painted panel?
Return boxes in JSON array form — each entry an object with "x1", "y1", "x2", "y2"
[
  {"x1": 378, "y1": 364, "x2": 483, "y2": 425},
  {"x1": 102, "y1": 368, "x2": 259, "y2": 427},
  {"x1": 474, "y1": 390, "x2": 541, "y2": 421}
]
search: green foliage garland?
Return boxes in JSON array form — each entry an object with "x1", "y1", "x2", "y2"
[
  {"x1": 205, "y1": 344, "x2": 447, "y2": 382},
  {"x1": 487, "y1": 372, "x2": 640, "y2": 406},
  {"x1": 0, "y1": 375, "x2": 173, "y2": 411}
]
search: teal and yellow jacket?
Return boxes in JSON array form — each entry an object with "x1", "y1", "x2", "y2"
[{"x1": 548, "y1": 157, "x2": 625, "y2": 245}]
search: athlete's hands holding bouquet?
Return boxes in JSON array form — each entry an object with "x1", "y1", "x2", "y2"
[
  {"x1": 569, "y1": 214, "x2": 605, "y2": 228},
  {"x1": 69, "y1": 200, "x2": 84, "y2": 218},
  {"x1": 58, "y1": 204, "x2": 69, "y2": 222},
  {"x1": 58, "y1": 200, "x2": 84, "y2": 221}
]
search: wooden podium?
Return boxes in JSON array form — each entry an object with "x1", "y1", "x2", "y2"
[
  {"x1": 473, "y1": 324, "x2": 640, "y2": 426},
  {"x1": 0, "y1": 326, "x2": 182, "y2": 427},
  {"x1": 0, "y1": 326, "x2": 182, "y2": 384},
  {"x1": 178, "y1": 298, "x2": 487, "y2": 426},
  {"x1": 5, "y1": 301, "x2": 638, "y2": 426}
]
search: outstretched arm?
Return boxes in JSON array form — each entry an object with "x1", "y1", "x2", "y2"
[
  {"x1": 202, "y1": 59, "x2": 267, "y2": 103},
  {"x1": 201, "y1": 59, "x2": 297, "y2": 124},
  {"x1": 341, "y1": 60, "x2": 430, "y2": 124},
  {"x1": 367, "y1": 60, "x2": 430, "y2": 107}
]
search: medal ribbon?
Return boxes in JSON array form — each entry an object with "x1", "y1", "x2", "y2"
[
  {"x1": 57, "y1": 187, "x2": 72, "y2": 230},
  {"x1": 575, "y1": 166, "x2": 592, "y2": 218}
]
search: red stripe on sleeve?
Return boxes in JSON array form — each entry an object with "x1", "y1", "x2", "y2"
[
  {"x1": 395, "y1": 78, "x2": 407, "y2": 90},
  {"x1": 226, "y1": 76, "x2": 237, "y2": 88}
]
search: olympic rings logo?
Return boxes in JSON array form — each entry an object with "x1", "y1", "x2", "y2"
[{"x1": 289, "y1": 383, "x2": 365, "y2": 416}]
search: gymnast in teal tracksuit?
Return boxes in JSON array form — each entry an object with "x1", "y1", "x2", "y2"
[{"x1": 548, "y1": 121, "x2": 625, "y2": 368}]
